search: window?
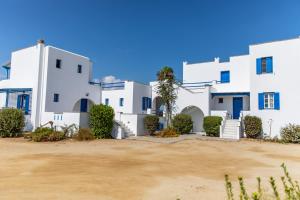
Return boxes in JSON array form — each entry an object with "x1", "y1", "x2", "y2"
[
  {"x1": 258, "y1": 92, "x2": 280, "y2": 110},
  {"x1": 119, "y1": 98, "x2": 124, "y2": 107},
  {"x1": 261, "y1": 58, "x2": 267, "y2": 73},
  {"x1": 256, "y1": 57, "x2": 273, "y2": 74},
  {"x1": 264, "y1": 93, "x2": 274, "y2": 109},
  {"x1": 53, "y1": 93, "x2": 59, "y2": 102},
  {"x1": 218, "y1": 98, "x2": 223, "y2": 104},
  {"x1": 220, "y1": 71, "x2": 230, "y2": 83},
  {"x1": 142, "y1": 97, "x2": 152, "y2": 111},
  {"x1": 56, "y1": 59, "x2": 62, "y2": 69},
  {"x1": 105, "y1": 98, "x2": 109, "y2": 105},
  {"x1": 77, "y1": 65, "x2": 82, "y2": 73}
]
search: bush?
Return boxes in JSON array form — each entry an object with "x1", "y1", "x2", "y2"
[
  {"x1": 144, "y1": 115, "x2": 159, "y2": 135},
  {"x1": 74, "y1": 128, "x2": 94, "y2": 141},
  {"x1": 203, "y1": 116, "x2": 222, "y2": 137},
  {"x1": 280, "y1": 124, "x2": 300, "y2": 143},
  {"x1": 0, "y1": 108, "x2": 25, "y2": 137},
  {"x1": 172, "y1": 114, "x2": 193, "y2": 134},
  {"x1": 244, "y1": 115, "x2": 262, "y2": 138},
  {"x1": 157, "y1": 127, "x2": 179, "y2": 137},
  {"x1": 89, "y1": 104, "x2": 114, "y2": 139},
  {"x1": 31, "y1": 127, "x2": 65, "y2": 142}
]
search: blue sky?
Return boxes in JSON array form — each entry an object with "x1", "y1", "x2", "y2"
[{"x1": 0, "y1": 0, "x2": 300, "y2": 83}]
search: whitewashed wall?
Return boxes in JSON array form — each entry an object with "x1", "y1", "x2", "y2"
[
  {"x1": 183, "y1": 55, "x2": 250, "y2": 93},
  {"x1": 249, "y1": 38, "x2": 300, "y2": 137},
  {"x1": 42, "y1": 46, "x2": 101, "y2": 113}
]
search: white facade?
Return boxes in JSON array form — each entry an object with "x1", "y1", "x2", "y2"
[
  {"x1": 1, "y1": 37, "x2": 300, "y2": 138},
  {"x1": 151, "y1": 37, "x2": 300, "y2": 138},
  {"x1": 0, "y1": 41, "x2": 152, "y2": 137}
]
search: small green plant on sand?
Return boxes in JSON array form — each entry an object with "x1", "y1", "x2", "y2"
[{"x1": 225, "y1": 163, "x2": 300, "y2": 200}]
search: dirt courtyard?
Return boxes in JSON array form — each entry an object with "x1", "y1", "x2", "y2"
[{"x1": 0, "y1": 138, "x2": 300, "y2": 200}]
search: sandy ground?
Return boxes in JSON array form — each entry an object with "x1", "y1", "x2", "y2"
[{"x1": 0, "y1": 138, "x2": 300, "y2": 200}]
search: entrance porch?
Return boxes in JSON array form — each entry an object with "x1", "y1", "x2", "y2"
[{"x1": 211, "y1": 92, "x2": 250, "y2": 119}]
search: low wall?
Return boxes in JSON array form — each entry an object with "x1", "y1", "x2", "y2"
[
  {"x1": 118, "y1": 113, "x2": 148, "y2": 136},
  {"x1": 41, "y1": 112, "x2": 89, "y2": 129}
]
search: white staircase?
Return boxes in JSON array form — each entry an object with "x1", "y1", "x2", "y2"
[
  {"x1": 221, "y1": 119, "x2": 240, "y2": 140},
  {"x1": 114, "y1": 120, "x2": 135, "y2": 138}
]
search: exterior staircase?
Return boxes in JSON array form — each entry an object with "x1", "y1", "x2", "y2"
[
  {"x1": 220, "y1": 119, "x2": 240, "y2": 140},
  {"x1": 114, "y1": 120, "x2": 135, "y2": 138}
]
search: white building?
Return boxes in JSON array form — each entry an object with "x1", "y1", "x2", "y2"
[
  {"x1": 151, "y1": 37, "x2": 300, "y2": 139},
  {"x1": 1, "y1": 37, "x2": 299, "y2": 139},
  {"x1": 0, "y1": 40, "x2": 151, "y2": 138}
]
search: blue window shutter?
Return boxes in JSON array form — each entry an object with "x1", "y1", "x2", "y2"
[
  {"x1": 274, "y1": 92, "x2": 280, "y2": 110},
  {"x1": 142, "y1": 97, "x2": 146, "y2": 110},
  {"x1": 24, "y1": 95, "x2": 30, "y2": 114},
  {"x1": 17, "y1": 95, "x2": 22, "y2": 109},
  {"x1": 256, "y1": 58, "x2": 262, "y2": 74},
  {"x1": 258, "y1": 93, "x2": 264, "y2": 110},
  {"x1": 220, "y1": 71, "x2": 230, "y2": 83},
  {"x1": 148, "y1": 98, "x2": 152, "y2": 109},
  {"x1": 266, "y1": 57, "x2": 273, "y2": 73}
]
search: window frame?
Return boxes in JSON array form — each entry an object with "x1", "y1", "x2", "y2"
[
  {"x1": 53, "y1": 93, "x2": 60, "y2": 103},
  {"x1": 263, "y1": 93, "x2": 274, "y2": 109},
  {"x1": 56, "y1": 59, "x2": 62, "y2": 69}
]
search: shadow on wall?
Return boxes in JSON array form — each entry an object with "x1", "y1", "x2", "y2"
[{"x1": 181, "y1": 106, "x2": 204, "y2": 133}]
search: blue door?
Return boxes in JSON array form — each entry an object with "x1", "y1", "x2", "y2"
[
  {"x1": 80, "y1": 99, "x2": 88, "y2": 112},
  {"x1": 232, "y1": 97, "x2": 243, "y2": 119}
]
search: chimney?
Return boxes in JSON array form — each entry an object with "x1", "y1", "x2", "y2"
[
  {"x1": 214, "y1": 57, "x2": 220, "y2": 63},
  {"x1": 37, "y1": 39, "x2": 45, "y2": 45}
]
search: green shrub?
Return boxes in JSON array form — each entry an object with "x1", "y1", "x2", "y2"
[
  {"x1": 144, "y1": 115, "x2": 159, "y2": 135},
  {"x1": 0, "y1": 108, "x2": 25, "y2": 137},
  {"x1": 75, "y1": 128, "x2": 94, "y2": 141},
  {"x1": 89, "y1": 104, "x2": 114, "y2": 139},
  {"x1": 244, "y1": 115, "x2": 262, "y2": 138},
  {"x1": 31, "y1": 127, "x2": 65, "y2": 142},
  {"x1": 280, "y1": 123, "x2": 300, "y2": 143},
  {"x1": 172, "y1": 114, "x2": 193, "y2": 134},
  {"x1": 203, "y1": 116, "x2": 222, "y2": 137},
  {"x1": 157, "y1": 127, "x2": 179, "y2": 137}
]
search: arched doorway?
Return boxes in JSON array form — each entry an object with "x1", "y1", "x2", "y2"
[
  {"x1": 181, "y1": 106, "x2": 204, "y2": 133},
  {"x1": 152, "y1": 96, "x2": 164, "y2": 117},
  {"x1": 72, "y1": 98, "x2": 95, "y2": 113}
]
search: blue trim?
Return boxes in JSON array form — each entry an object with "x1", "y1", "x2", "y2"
[
  {"x1": 5, "y1": 91, "x2": 9, "y2": 107},
  {"x1": 274, "y1": 92, "x2": 280, "y2": 110},
  {"x1": 233, "y1": 97, "x2": 243, "y2": 119},
  {"x1": 220, "y1": 71, "x2": 230, "y2": 83},
  {"x1": 0, "y1": 88, "x2": 32, "y2": 93},
  {"x1": 266, "y1": 57, "x2": 273, "y2": 73},
  {"x1": 211, "y1": 92, "x2": 250, "y2": 98},
  {"x1": 119, "y1": 98, "x2": 124, "y2": 107},
  {"x1": 258, "y1": 93, "x2": 264, "y2": 110},
  {"x1": 256, "y1": 58, "x2": 262, "y2": 74},
  {"x1": 80, "y1": 99, "x2": 88, "y2": 112}
]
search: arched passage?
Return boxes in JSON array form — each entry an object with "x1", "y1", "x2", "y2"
[
  {"x1": 152, "y1": 96, "x2": 164, "y2": 117},
  {"x1": 72, "y1": 98, "x2": 95, "y2": 113},
  {"x1": 181, "y1": 106, "x2": 204, "y2": 133}
]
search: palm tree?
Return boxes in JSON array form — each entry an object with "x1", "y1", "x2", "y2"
[{"x1": 156, "y1": 66, "x2": 177, "y2": 127}]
